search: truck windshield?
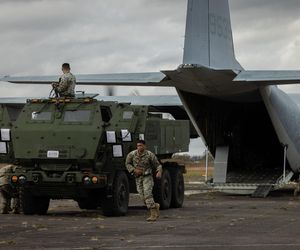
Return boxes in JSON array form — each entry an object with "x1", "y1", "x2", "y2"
[
  {"x1": 31, "y1": 111, "x2": 52, "y2": 121},
  {"x1": 64, "y1": 110, "x2": 91, "y2": 122},
  {"x1": 123, "y1": 111, "x2": 134, "y2": 120}
]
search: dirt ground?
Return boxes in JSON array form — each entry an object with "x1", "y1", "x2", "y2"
[
  {"x1": 1, "y1": 191, "x2": 300, "y2": 249},
  {"x1": 3, "y1": 163, "x2": 300, "y2": 249},
  {"x1": 1, "y1": 185, "x2": 300, "y2": 249}
]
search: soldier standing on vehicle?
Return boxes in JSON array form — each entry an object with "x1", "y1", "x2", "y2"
[
  {"x1": 126, "y1": 140, "x2": 162, "y2": 221},
  {"x1": 0, "y1": 165, "x2": 20, "y2": 214},
  {"x1": 52, "y1": 63, "x2": 76, "y2": 97}
]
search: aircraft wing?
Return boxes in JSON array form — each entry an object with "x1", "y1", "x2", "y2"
[
  {"x1": 234, "y1": 70, "x2": 300, "y2": 85},
  {"x1": 0, "y1": 72, "x2": 173, "y2": 86}
]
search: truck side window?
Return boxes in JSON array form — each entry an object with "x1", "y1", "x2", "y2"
[
  {"x1": 101, "y1": 107, "x2": 112, "y2": 122},
  {"x1": 31, "y1": 111, "x2": 52, "y2": 121}
]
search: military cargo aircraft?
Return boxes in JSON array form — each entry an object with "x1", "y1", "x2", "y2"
[{"x1": 2, "y1": 0, "x2": 300, "y2": 195}]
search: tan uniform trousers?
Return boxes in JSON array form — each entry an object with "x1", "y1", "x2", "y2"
[{"x1": 135, "y1": 175, "x2": 156, "y2": 209}]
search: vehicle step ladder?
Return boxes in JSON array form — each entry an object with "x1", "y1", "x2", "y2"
[
  {"x1": 213, "y1": 146, "x2": 229, "y2": 183},
  {"x1": 251, "y1": 184, "x2": 273, "y2": 198}
]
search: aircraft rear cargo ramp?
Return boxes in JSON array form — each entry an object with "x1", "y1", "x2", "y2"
[{"x1": 212, "y1": 149, "x2": 294, "y2": 197}]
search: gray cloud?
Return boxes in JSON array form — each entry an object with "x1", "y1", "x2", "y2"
[
  {"x1": 0, "y1": 0, "x2": 300, "y2": 96},
  {"x1": 230, "y1": 0, "x2": 300, "y2": 67}
]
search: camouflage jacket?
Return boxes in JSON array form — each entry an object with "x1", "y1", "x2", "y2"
[
  {"x1": 126, "y1": 150, "x2": 162, "y2": 175},
  {"x1": 0, "y1": 165, "x2": 16, "y2": 186},
  {"x1": 57, "y1": 72, "x2": 76, "y2": 97}
]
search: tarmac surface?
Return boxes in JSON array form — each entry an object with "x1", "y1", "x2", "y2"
[{"x1": 1, "y1": 184, "x2": 300, "y2": 250}]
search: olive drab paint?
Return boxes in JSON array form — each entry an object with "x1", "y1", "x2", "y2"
[{"x1": 0, "y1": 95, "x2": 189, "y2": 216}]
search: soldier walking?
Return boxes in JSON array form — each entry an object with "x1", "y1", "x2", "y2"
[
  {"x1": 126, "y1": 140, "x2": 162, "y2": 221},
  {"x1": 0, "y1": 165, "x2": 20, "y2": 214},
  {"x1": 52, "y1": 63, "x2": 76, "y2": 97}
]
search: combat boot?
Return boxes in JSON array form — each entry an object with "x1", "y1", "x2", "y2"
[
  {"x1": 146, "y1": 204, "x2": 160, "y2": 221},
  {"x1": 146, "y1": 208, "x2": 157, "y2": 221}
]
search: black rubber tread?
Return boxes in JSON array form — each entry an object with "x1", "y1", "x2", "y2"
[
  {"x1": 20, "y1": 188, "x2": 36, "y2": 215},
  {"x1": 77, "y1": 197, "x2": 99, "y2": 210},
  {"x1": 20, "y1": 188, "x2": 50, "y2": 215},
  {"x1": 170, "y1": 168, "x2": 184, "y2": 208},
  {"x1": 35, "y1": 197, "x2": 50, "y2": 215},
  {"x1": 153, "y1": 169, "x2": 172, "y2": 210},
  {"x1": 102, "y1": 171, "x2": 129, "y2": 216}
]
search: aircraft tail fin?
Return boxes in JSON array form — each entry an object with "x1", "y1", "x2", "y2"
[{"x1": 183, "y1": 0, "x2": 242, "y2": 70}]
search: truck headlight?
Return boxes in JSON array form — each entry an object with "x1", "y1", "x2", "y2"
[
  {"x1": 83, "y1": 176, "x2": 91, "y2": 185},
  {"x1": 91, "y1": 176, "x2": 98, "y2": 184},
  {"x1": 18, "y1": 175, "x2": 27, "y2": 184},
  {"x1": 11, "y1": 175, "x2": 18, "y2": 183}
]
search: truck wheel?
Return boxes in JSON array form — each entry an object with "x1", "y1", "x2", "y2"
[
  {"x1": 35, "y1": 197, "x2": 50, "y2": 215},
  {"x1": 102, "y1": 171, "x2": 129, "y2": 216},
  {"x1": 20, "y1": 189, "x2": 50, "y2": 215},
  {"x1": 77, "y1": 197, "x2": 99, "y2": 210},
  {"x1": 20, "y1": 188, "x2": 36, "y2": 215},
  {"x1": 170, "y1": 169, "x2": 184, "y2": 208},
  {"x1": 154, "y1": 169, "x2": 172, "y2": 209}
]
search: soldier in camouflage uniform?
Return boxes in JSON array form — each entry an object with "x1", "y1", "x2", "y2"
[
  {"x1": 0, "y1": 165, "x2": 20, "y2": 214},
  {"x1": 52, "y1": 63, "x2": 76, "y2": 97},
  {"x1": 126, "y1": 140, "x2": 162, "y2": 221}
]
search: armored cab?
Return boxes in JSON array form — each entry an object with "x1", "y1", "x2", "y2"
[{"x1": 6, "y1": 95, "x2": 189, "y2": 216}]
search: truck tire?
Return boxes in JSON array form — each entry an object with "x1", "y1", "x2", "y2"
[
  {"x1": 77, "y1": 197, "x2": 99, "y2": 210},
  {"x1": 20, "y1": 188, "x2": 36, "y2": 215},
  {"x1": 170, "y1": 169, "x2": 184, "y2": 208},
  {"x1": 20, "y1": 188, "x2": 50, "y2": 215},
  {"x1": 35, "y1": 197, "x2": 50, "y2": 215},
  {"x1": 102, "y1": 171, "x2": 129, "y2": 216},
  {"x1": 154, "y1": 169, "x2": 172, "y2": 209}
]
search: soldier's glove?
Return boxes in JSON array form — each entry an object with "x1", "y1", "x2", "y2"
[
  {"x1": 134, "y1": 168, "x2": 143, "y2": 177},
  {"x1": 156, "y1": 170, "x2": 162, "y2": 179},
  {"x1": 51, "y1": 82, "x2": 58, "y2": 88}
]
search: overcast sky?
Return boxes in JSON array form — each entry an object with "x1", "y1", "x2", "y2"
[
  {"x1": 1, "y1": 0, "x2": 300, "y2": 97},
  {"x1": 1, "y1": 0, "x2": 300, "y2": 155}
]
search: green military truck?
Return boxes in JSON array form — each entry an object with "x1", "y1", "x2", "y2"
[{"x1": 0, "y1": 94, "x2": 189, "y2": 216}]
